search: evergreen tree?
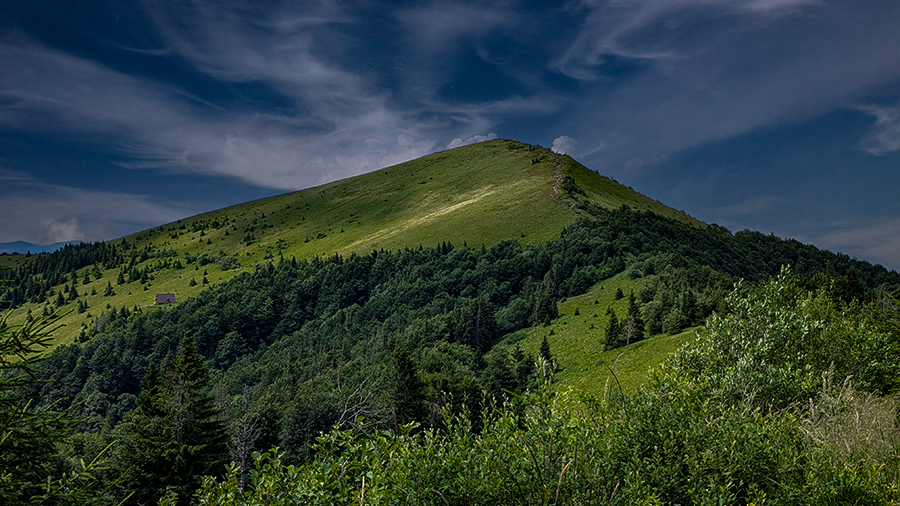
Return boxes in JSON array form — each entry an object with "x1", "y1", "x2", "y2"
[
  {"x1": 604, "y1": 307, "x2": 622, "y2": 350},
  {"x1": 681, "y1": 290, "x2": 698, "y2": 325},
  {"x1": 540, "y1": 335, "x2": 553, "y2": 363},
  {"x1": 482, "y1": 352, "x2": 516, "y2": 396},
  {"x1": 0, "y1": 303, "x2": 114, "y2": 503},
  {"x1": 388, "y1": 350, "x2": 428, "y2": 429},
  {"x1": 120, "y1": 338, "x2": 229, "y2": 505},
  {"x1": 624, "y1": 291, "x2": 645, "y2": 343},
  {"x1": 512, "y1": 346, "x2": 536, "y2": 392}
]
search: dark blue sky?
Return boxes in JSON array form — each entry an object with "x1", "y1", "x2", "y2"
[{"x1": 2, "y1": 0, "x2": 899, "y2": 270}]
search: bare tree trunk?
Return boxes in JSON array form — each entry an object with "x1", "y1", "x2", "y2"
[{"x1": 230, "y1": 384, "x2": 259, "y2": 493}]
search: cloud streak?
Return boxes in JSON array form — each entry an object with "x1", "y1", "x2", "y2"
[{"x1": 0, "y1": 40, "x2": 490, "y2": 192}]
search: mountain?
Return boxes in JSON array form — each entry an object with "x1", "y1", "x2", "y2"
[
  {"x1": 7, "y1": 139, "x2": 900, "y2": 504},
  {"x1": 120, "y1": 139, "x2": 699, "y2": 260},
  {"x1": 0, "y1": 241, "x2": 80, "y2": 255},
  {"x1": 0, "y1": 139, "x2": 698, "y2": 346}
]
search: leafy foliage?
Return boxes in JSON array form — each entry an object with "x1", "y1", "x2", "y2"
[
  {"x1": 676, "y1": 267, "x2": 900, "y2": 409},
  {"x1": 193, "y1": 370, "x2": 899, "y2": 505}
]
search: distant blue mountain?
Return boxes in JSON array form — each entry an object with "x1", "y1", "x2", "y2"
[{"x1": 0, "y1": 241, "x2": 81, "y2": 255}]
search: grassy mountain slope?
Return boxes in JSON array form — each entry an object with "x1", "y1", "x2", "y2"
[
  {"x1": 496, "y1": 272, "x2": 697, "y2": 393},
  {"x1": 3, "y1": 139, "x2": 698, "y2": 347},
  {"x1": 122, "y1": 139, "x2": 698, "y2": 261}
]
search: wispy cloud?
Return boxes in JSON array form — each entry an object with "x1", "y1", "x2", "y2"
[
  {"x1": 555, "y1": 0, "x2": 820, "y2": 78},
  {"x1": 857, "y1": 103, "x2": 900, "y2": 155},
  {"x1": 0, "y1": 1, "x2": 548, "y2": 193},
  {"x1": 395, "y1": 3, "x2": 514, "y2": 55},
  {"x1": 812, "y1": 217, "x2": 900, "y2": 272},
  {"x1": 553, "y1": 0, "x2": 900, "y2": 172}
]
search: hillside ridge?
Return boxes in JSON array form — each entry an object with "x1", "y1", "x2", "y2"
[{"x1": 2, "y1": 139, "x2": 698, "y2": 346}]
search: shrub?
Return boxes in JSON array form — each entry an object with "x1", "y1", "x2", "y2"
[{"x1": 192, "y1": 362, "x2": 900, "y2": 504}]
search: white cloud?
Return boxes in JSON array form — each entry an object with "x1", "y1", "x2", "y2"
[
  {"x1": 551, "y1": 135, "x2": 577, "y2": 154},
  {"x1": 0, "y1": 39, "x2": 449, "y2": 191},
  {"x1": 43, "y1": 219, "x2": 88, "y2": 244},
  {"x1": 447, "y1": 133, "x2": 498, "y2": 149},
  {"x1": 0, "y1": 5, "x2": 545, "y2": 194},
  {"x1": 857, "y1": 103, "x2": 900, "y2": 155}
]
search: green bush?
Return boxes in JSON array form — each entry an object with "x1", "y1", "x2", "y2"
[
  {"x1": 191, "y1": 366, "x2": 899, "y2": 504},
  {"x1": 675, "y1": 267, "x2": 900, "y2": 409}
]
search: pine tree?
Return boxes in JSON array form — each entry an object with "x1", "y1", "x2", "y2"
[
  {"x1": 511, "y1": 346, "x2": 536, "y2": 392},
  {"x1": 0, "y1": 301, "x2": 113, "y2": 503},
  {"x1": 681, "y1": 290, "x2": 698, "y2": 325},
  {"x1": 230, "y1": 385, "x2": 260, "y2": 493}
]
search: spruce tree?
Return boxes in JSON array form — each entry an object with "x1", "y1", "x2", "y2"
[
  {"x1": 512, "y1": 346, "x2": 536, "y2": 392},
  {"x1": 540, "y1": 335, "x2": 552, "y2": 363},
  {"x1": 604, "y1": 307, "x2": 622, "y2": 350},
  {"x1": 389, "y1": 350, "x2": 428, "y2": 429},
  {"x1": 120, "y1": 338, "x2": 229, "y2": 505},
  {"x1": 681, "y1": 290, "x2": 698, "y2": 325},
  {"x1": 626, "y1": 291, "x2": 645, "y2": 342},
  {"x1": 0, "y1": 295, "x2": 113, "y2": 503}
]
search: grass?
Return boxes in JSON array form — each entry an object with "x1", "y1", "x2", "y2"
[
  {"x1": 5, "y1": 262, "x2": 238, "y2": 348},
  {"x1": 4, "y1": 139, "x2": 699, "y2": 348},
  {"x1": 498, "y1": 271, "x2": 698, "y2": 392}
]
